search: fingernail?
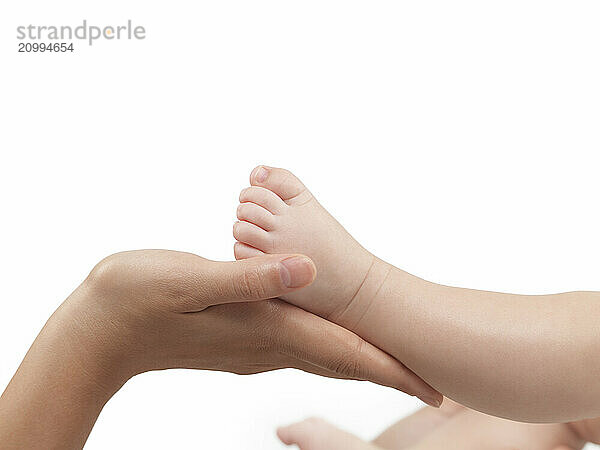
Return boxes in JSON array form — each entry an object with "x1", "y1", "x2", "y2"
[
  {"x1": 254, "y1": 166, "x2": 269, "y2": 183},
  {"x1": 417, "y1": 394, "x2": 442, "y2": 408},
  {"x1": 279, "y1": 256, "x2": 316, "y2": 288}
]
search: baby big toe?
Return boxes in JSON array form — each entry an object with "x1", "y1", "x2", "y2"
[{"x1": 250, "y1": 166, "x2": 311, "y2": 205}]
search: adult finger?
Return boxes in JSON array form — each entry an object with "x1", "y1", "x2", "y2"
[
  {"x1": 179, "y1": 254, "x2": 316, "y2": 311},
  {"x1": 271, "y1": 300, "x2": 442, "y2": 407}
]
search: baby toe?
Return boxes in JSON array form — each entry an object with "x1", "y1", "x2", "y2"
[
  {"x1": 233, "y1": 241, "x2": 264, "y2": 260},
  {"x1": 232, "y1": 220, "x2": 273, "y2": 252},
  {"x1": 239, "y1": 186, "x2": 287, "y2": 215},
  {"x1": 250, "y1": 166, "x2": 312, "y2": 205},
  {"x1": 237, "y1": 202, "x2": 276, "y2": 231}
]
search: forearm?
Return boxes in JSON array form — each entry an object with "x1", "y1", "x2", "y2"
[
  {"x1": 0, "y1": 249, "x2": 437, "y2": 449},
  {"x1": 350, "y1": 257, "x2": 600, "y2": 422},
  {"x1": 0, "y1": 287, "x2": 128, "y2": 449}
]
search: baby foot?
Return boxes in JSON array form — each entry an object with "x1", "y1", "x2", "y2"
[
  {"x1": 277, "y1": 417, "x2": 378, "y2": 450},
  {"x1": 233, "y1": 166, "x2": 380, "y2": 322}
]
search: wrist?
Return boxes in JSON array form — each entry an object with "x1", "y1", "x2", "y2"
[
  {"x1": 0, "y1": 284, "x2": 131, "y2": 449},
  {"x1": 52, "y1": 283, "x2": 135, "y2": 396}
]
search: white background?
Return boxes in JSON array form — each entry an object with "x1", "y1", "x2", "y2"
[{"x1": 1, "y1": 1, "x2": 600, "y2": 448}]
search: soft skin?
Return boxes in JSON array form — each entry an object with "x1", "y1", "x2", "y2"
[
  {"x1": 234, "y1": 165, "x2": 600, "y2": 423},
  {"x1": 277, "y1": 400, "x2": 585, "y2": 450},
  {"x1": 0, "y1": 250, "x2": 439, "y2": 450}
]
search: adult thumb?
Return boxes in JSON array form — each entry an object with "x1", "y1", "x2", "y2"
[{"x1": 198, "y1": 254, "x2": 316, "y2": 307}]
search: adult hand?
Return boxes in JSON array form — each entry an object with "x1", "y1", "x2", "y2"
[
  {"x1": 75, "y1": 250, "x2": 436, "y2": 388},
  {"x1": 0, "y1": 249, "x2": 439, "y2": 450}
]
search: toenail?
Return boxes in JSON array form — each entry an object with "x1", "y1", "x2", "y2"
[{"x1": 254, "y1": 166, "x2": 269, "y2": 183}]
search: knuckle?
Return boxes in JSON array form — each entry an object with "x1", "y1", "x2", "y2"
[
  {"x1": 86, "y1": 252, "x2": 124, "y2": 290},
  {"x1": 332, "y1": 337, "x2": 366, "y2": 379},
  {"x1": 234, "y1": 267, "x2": 269, "y2": 299},
  {"x1": 251, "y1": 301, "x2": 285, "y2": 350}
]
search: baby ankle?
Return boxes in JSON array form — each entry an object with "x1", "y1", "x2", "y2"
[{"x1": 329, "y1": 256, "x2": 392, "y2": 330}]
